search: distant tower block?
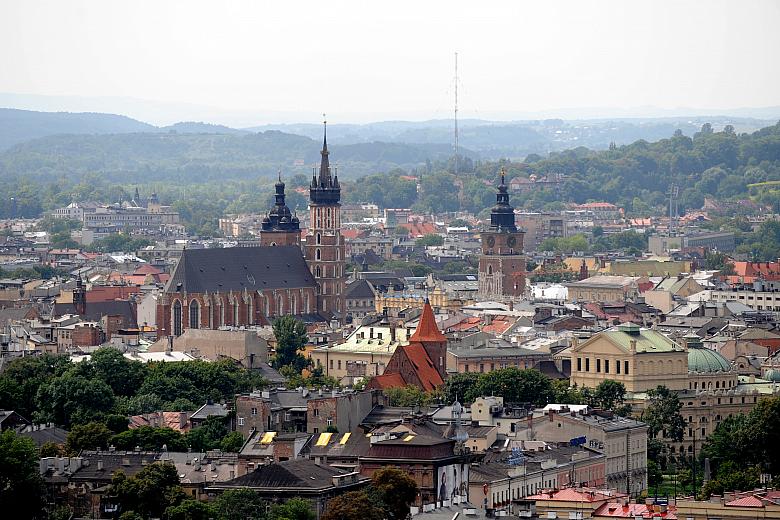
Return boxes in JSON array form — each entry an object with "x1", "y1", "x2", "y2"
[{"x1": 478, "y1": 168, "x2": 526, "y2": 300}]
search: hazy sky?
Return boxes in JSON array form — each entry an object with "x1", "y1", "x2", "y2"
[{"x1": 1, "y1": 0, "x2": 779, "y2": 125}]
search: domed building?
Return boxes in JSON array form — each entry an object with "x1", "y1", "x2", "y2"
[
  {"x1": 683, "y1": 334, "x2": 738, "y2": 392},
  {"x1": 763, "y1": 367, "x2": 780, "y2": 383}
]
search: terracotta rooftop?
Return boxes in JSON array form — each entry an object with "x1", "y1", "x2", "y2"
[{"x1": 409, "y1": 300, "x2": 446, "y2": 343}]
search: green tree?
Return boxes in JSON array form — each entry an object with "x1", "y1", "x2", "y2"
[
  {"x1": 66, "y1": 421, "x2": 113, "y2": 453},
  {"x1": 187, "y1": 416, "x2": 229, "y2": 452},
  {"x1": 321, "y1": 491, "x2": 384, "y2": 520},
  {"x1": 372, "y1": 467, "x2": 419, "y2": 520},
  {"x1": 415, "y1": 234, "x2": 444, "y2": 247},
  {"x1": 39, "y1": 441, "x2": 65, "y2": 458},
  {"x1": 35, "y1": 372, "x2": 116, "y2": 427},
  {"x1": 272, "y1": 316, "x2": 309, "y2": 372},
  {"x1": 647, "y1": 459, "x2": 663, "y2": 491},
  {"x1": 164, "y1": 499, "x2": 216, "y2": 520},
  {"x1": 111, "y1": 462, "x2": 185, "y2": 519},
  {"x1": 385, "y1": 385, "x2": 436, "y2": 407},
  {"x1": 641, "y1": 386, "x2": 686, "y2": 463},
  {"x1": 0, "y1": 430, "x2": 45, "y2": 519},
  {"x1": 112, "y1": 426, "x2": 188, "y2": 452},
  {"x1": 220, "y1": 431, "x2": 244, "y2": 453},
  {"x1": 270, "y1": 497, "x2": 316, "y2": 520},
  {"x1": 593, "y1": 380, "x2": 627, "y2": 412},
  {"x1": 73, "y1": 347, "x2": 148, "y2": 397},
  {"x1": 212, "y1": 489, "x2": 267, "y2": 520}
]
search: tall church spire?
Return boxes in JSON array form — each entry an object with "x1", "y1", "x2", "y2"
[
  {"x1": 319, "y1": 117, "x2": 331, "y2": 186},
  {"x1": 309, "y1": 115, "x2": 341, "y2": 205}
]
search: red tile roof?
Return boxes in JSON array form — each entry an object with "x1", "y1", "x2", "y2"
[
  {"x1": 403, "y1": 342, "x2": 444, "y2": 391},
  {"x1": 368, "y1": 372, "x2": 406, "y2": 389},
  {"x1": 594, "y1": 503, "x2": 676, "y2": 519},
  {"x1": 398, "y1": 221, "x2": 437, "y2": 237},
  {"x1": 725, "y1": 496, "x2": 764, "y2": 508},
  {"x1": 409, "y1": 301, "x2": 446, "y2": 343},
  {"x1": 527, "y1": 488, "x2": 625, "y2": 503},
  {"x1": 342, "y1": 229, "x2": 366, "y2": 240}
]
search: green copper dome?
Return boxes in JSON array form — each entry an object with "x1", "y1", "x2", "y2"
[
  {"x1": 764, "y1": 368, "x2": 780, "y2": 382},
  {"x1": 687, "y1": 346, "x2": 733, "y2": 373}
]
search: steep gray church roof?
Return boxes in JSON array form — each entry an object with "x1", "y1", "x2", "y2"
[{"x1": 165, "y1": 246, "x2": 316, "y2": 294}]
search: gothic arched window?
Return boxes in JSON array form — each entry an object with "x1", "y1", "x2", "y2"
[
  {"x1": 189, "y1": 300, "x2": 200, "y2": 329},
  {"x1": 316, "y1": 248, "x2": 321, "y2": 260},
  {"x1": 172, "y1": 300, "x2": 182, "y2": 336}
]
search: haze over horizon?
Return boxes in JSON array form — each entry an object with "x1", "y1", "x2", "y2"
[{"x1": 2, "y1": 0, "x2": 780, "y2": 127}]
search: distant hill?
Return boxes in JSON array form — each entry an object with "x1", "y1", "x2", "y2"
[
  {"x1": 0, "y1": 108, "x2": 156, "y2": 150},
  {"x1": 0, "y1": 130, "x2": 473, "y2": 184},
  {"x1": 161, "y1": 121, "x2": 248, "y2": 135}
]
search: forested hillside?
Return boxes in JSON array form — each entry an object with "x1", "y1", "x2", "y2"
[
  {"x1": 348, "y1": 122, "x2": 780, "y2": 217},
  {"x1": 1, "y1": 121, "x2": 779, "y2": 238},
  {"x1": 0, "y1": 108, "x2": 155, "y2": 150}
]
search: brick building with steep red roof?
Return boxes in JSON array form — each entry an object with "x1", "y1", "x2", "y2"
[{"x1": 367, "y1": 299, "x2": 446, "y2": 391}]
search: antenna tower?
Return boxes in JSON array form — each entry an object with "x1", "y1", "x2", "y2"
[{"x1": 454, "y1": 52, "x2": 459, "y2": 177}]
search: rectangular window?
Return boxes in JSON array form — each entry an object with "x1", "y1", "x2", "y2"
[
  {"x1": 313, "y1": 409, "x2": 319, "y2": 417},
  {"x1": 577, "y1": 358, "x2": 582, "y2": 371},
  {"x1": 617, "y1": 360, "x2": 621, "y2": 374},
  {"x1": 238, "y1": 417, "x2": 245, "y2": 426},
  {"x1": 338, "y1": 360, "x2": 342, "y2": 370},
  {"x1": 585, "y1": 358, "x2": 590, "y2": 372},
  {"x1": 624, "y1": 361, "x2": 629, "y2": 374},
  {"x1": 251, "y1": 407, "x2": 257, "y2": 416},
  {"x1": 480, "y1": 364, "x2": 485, "y2": 373},
  {"x1": 329, "y1": 360, "x2": 333, "y2": 369},
  {"x1": 604, "y1": 360, "x2": 609, "y2": 373},
  {"x1": 596, "y1": 359, "x2": 601, "y2": 373}
]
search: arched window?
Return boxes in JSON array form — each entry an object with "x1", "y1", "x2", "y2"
[
  {"x1": 291, "y1": 293, "x2": 297, "y2": 315},
  {"x1": 247, "y1": 298, "x2": 253, "y2": 324},
  {"x1": 263, "y1": 294, "x2": 269, "y2": 317},
  {"x1": 172, "y1": 300, "x2": 182, "y2": 336},
  {"x1": 487, "y1": 265, "x2": 493, "y2": 275},
  {"x1": 277, "y1": 294, "x2": 284, "y2": 315},
  {"x1": 304, "y1": 292, "x2": 310, "y2": 313},
  {"x1": 316, "y1": 266, "x2": 322, "y2": 277},
  {"x1": 316, "y1": 233, "x2": 321, "y2": 245},
  {"x1": 233, "y1": 300, "x2": 240, "y2": 325},
  {"x1": 316, "y1": 248, "x2": 321, "y2": 260},
  {"x1": 218, "y1": 300, "x2": 224, "y2": 327},
  {"x1": 189, "y1": 300, "x2": 200, "y2": 329},
  {"x1": 209, "y1": 303, "x2": 214, "y2": 329}
]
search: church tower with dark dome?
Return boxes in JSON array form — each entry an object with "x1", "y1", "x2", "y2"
[
  {"x1": 478, "y1": 168, "x2": 526, "y2": 299},
  {"x1": 260, "y1": 173, "x2": 301, "y2": 247}
]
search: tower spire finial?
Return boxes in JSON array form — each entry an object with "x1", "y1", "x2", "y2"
[{"x1": 500, "y1": 166, "x2": 506, "y2": 186}]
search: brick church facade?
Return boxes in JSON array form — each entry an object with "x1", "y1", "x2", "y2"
[{"x1": 156, "y1": 124, "x2": 346, "y2": 337}]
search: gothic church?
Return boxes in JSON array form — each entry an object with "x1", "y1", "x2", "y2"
[{"x1": 157, "y1": 124, "x2": 346, "y2": 337}]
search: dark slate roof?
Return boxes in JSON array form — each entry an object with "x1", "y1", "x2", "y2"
[
  {"x1": 165, "y1": 246, "x2": 315, "y2": 294},
  {"x1": 190, "y1": 402, "x2": 229, "y2": 420},
  {"x1": 53, "y1": 300, "x2": 137, "y2": 328},
  {"x1": 71, "y1": 452, "x2": 163, "y2": 481},
  {"x1": 18, "y1": 426, "x2": 69, "y2": 447},
  {"x1": 223, "y1": 459, "x2": 347, "y2": 490},
  {"x1": 345, "y1": 279, "x2": 375, "y2": 299}
]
